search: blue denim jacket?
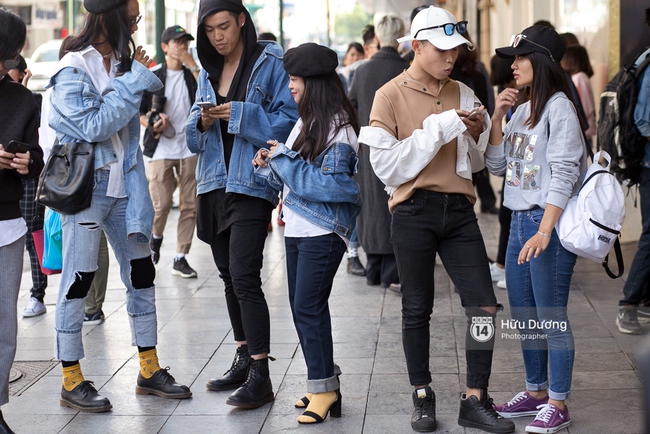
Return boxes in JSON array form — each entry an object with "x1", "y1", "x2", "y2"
[
  {"x1": 255, "y1": 142, "x2": 362, "y2": 238},
  {"x1": 47, "y1": 61, "x2": 163, "y2": 240},
  {"x1": 186, "y1": 42, "x2": 298, "y2": 205}
]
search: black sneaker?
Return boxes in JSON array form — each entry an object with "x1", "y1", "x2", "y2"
[
  {"x1": 458, "y1": 392, "x2": 515, "y2": 433},
  {"x1": 411, "y1": 386, "x2": 437, "y2": 432},
  {"x1": 150, "y1": 236, "x2": 163, "y2": 264},
  {"x1": 172, "y1": 257, "x2": 197, "y2": 278},
  {"x1": 83, "y1": 309, "x2": 105, "y2": 326},
  {"x1": 616, "y1": 305, "x2": 641, "y2": 334}
]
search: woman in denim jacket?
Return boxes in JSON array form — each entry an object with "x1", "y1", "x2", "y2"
[
  {"x1": 46, "y1": 0, "x2": 191, "y2": 413},
  {"x1": 253, "y1": 43, "x2": 361, "y2": 425}
]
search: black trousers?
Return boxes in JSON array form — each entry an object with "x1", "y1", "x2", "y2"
[
  {"x1": 197, "y1": 192, "x2": 272, "y2": 356},
  {"x1": 391, "y1": 190, "x2": 499, "y2": 389}
]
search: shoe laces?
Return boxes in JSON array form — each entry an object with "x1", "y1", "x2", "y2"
[
  {"x1": 505, "y1": 391, "x2": 528, "y2": 408},
  {"x1": 480, "y1": 395, "x2": 500, "y2": 418},
  {"x1": 77, "y1": 380, "x2": 98, "y2": 396},
  {"x1": 415, "y1": 393, "x2": 435, "y2": 417},
  {"x1": 533, "y1": 404, "x2": 556, "y2": 423},
  {"x1": 156, "y1": 366, "x2": 175, "y2": 383}
]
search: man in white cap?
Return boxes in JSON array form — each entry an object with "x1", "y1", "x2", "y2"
[{"x1": 359, "y1": 6, "x2": 514, "y2": 433}]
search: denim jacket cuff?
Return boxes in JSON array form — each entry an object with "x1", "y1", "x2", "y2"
[{"x1": 228, "y1": 101, "x2": 244, "y2": 134}]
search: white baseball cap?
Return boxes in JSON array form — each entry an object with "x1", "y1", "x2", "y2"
[{"x1": 398, "y1": 6, "x2": 472, "y2": 51}]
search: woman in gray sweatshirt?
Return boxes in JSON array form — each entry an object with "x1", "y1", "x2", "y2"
[{"x1": 484, "y1": 25, "x2": 587, "y2": 434}]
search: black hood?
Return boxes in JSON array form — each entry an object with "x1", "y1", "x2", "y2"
[{"x1": 197, "y1": 0, "x2": 260, "y2": 102}]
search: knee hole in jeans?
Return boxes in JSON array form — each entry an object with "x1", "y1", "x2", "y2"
[
  {"x1": 131, "y1": 257, "x2": 155, "y2": 289},
  {"x1": 66, "y1": 271, "x2": 96, "y2": 299}
]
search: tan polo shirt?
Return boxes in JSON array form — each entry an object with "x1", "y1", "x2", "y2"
[{"x1": 369, "y1": 71, "x2": 476, "y2": 211}]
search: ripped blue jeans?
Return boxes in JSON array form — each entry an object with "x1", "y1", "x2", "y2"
[{"x1": 55, "y1": 170, "x2": 157, "y2": 361}]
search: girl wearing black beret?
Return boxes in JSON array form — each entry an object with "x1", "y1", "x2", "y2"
[{"x1": 253, "y1": 42, "x2": 362, "y2": 424}]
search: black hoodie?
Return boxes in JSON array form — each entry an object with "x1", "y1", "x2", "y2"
[{"x1": 197, "y1": 0, "x2": 264, "y2": 103}]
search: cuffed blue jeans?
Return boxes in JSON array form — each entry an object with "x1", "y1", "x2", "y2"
[
  {"x1": 55, "y1": 170, "x2": 157, "y2": 361},
  {"x1": 286, "y1": 233, "x2": 347, "y2": 393},
  {"x1": 505, "y1": 207, "x2": 576, "y2": 401}
]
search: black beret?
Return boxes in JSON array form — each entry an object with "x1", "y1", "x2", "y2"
[
  {"x1": 283, "y1": 43, "x2": 338, "y2": 77},
  {"x1": 84, "y1": 0, "x2": 128, "y2": 14}
]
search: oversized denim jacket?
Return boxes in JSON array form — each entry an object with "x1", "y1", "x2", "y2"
[
  {"x1": 186, "y1": 42, "x2": 298, "y2": 205},
  {"x1": 255, "y1": 141, "x2": 362, "y2": 238},
  {"x1": 47, "y1": 61, "x2": 163, "y2": 241}
]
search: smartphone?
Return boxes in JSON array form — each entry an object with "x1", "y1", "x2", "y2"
[
  {"x1": 467, "y1": 108, "x2": 487, "y2": 120},
  {"x1": 197, "y1": 101, "x2": 216, "y2": 109},
  {"x1": 4, "y1": 140, "x2": 30, "y2": 154}
]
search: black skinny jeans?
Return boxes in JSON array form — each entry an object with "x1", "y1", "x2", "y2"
[{"x1": 391, "y1": 189, "x2": 500, "y2": 389}]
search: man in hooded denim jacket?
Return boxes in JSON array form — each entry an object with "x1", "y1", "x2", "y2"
[{"x1": 186, "y1": 0, "x2": 298, "y2": 409}]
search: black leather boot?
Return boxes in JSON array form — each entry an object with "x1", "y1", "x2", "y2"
[
  {"x1": 226, "y1": 357, "x2": 274, "y2": 409},
  {"x1": 347, "y1": 257, "x2": 366, "y2": 276},
  {"x1": 206, "y1": 345, "x2": 251, "y2": 391},
  {"x1": 60, "y1": 381, "x2": 112, "y2": 412},
  {"x1": 0, "y1": 410, "x2": 15, "y2": 434},
  {"x1": 150, "y1": 236, "x2": 163, "y2": 264},
  {"x1": 458, "y1": 390, "x2": 515, "y2": 433}
]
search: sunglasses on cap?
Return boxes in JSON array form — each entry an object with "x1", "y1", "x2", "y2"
[
  {"x1": 2, "y1": 58, "x2": 19, "y2": 70},
  {"x1": 414, "y1": 21, "x2": 467, "y2": 39},
  {"x1": 510, "y1": 33, "x2": 555, "y2": 61}
]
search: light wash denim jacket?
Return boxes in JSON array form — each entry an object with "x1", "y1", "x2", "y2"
[
  {"x1": 47, "y1": 61, "x2": 163, "y2": 241},
  {"x1": 255, "y1": 142, "x2": 362, "y2": 238},
  {"x1": 186, "y1": 42, "x2": 298, "y2": 205}
]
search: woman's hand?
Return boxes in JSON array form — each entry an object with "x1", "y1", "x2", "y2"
[
  {"x1": 0, "y1": 145, "x2": 31, "y2": 174},
  {"x1": 133, "y1": 46, "x2": 153, "y2": 68},
  {"x1": 518, "y1": 232, "x2": 551, "y2": 264},
  {"x1": 252, "y1": 149, "x2": 270, "y2": 168},
  {"x1": 493, "y1": 88, "x2": 519, "y2": 124}
]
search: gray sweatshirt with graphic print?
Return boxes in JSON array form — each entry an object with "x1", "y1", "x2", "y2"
[{"x1": 485, "y1": 92, "x2": 587, "y2": 211}]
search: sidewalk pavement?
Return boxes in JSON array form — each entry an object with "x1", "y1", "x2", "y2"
[{"x1": 6, "y1": 206, "x2": 646, "y2": 433}]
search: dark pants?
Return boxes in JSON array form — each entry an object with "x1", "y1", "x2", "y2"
[
  {"x1": 391, "y1": 190, "x2": 499, "y2": 388},
  {"x1": 286, "y1": 234, "x2": 346, "y2": 392},
  {"x1": 365, "y1": 253, "x2": 399, "y2": 286},
  {"x1": 20, "y1": 178, "x2": 47, "y2": 301},
  {"x1": 621, "y1": 167, "x2": 650, "y2": 306},
  {"x1": 496, "y1": 178, "x2": 512, "y2": 266},
  {"x1": 473, "y1": 167, "x2": 497, "y2": 210},
  {"x1": 209, "y1": 219, "x2": 272, "y2": 356}
]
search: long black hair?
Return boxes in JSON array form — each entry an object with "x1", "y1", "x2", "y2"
[
  {"x1": 59, "y1": 4, "x2": 134, "y2": 72},
  {"x1": 0, "y1": 8, "x2": 26, "y2": 62},
  {"x1": 293, "y1": 71, "x2": 360, "y2": 162},
  {"x1": 524, "y1": 51, "x2": 586, "y2": 132}
]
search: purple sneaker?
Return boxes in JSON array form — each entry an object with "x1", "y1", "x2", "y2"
[
  {"x1": 525, "y1": 403, "x2": 570, "y2": 433},
  {"x1": 495, "y1": 391, "x2": 549, "y2": 418}
]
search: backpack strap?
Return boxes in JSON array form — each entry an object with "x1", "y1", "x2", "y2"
[
  {"x1": 602, "y1": 237, "x2": 624, "y2": 279},
  {"x1": 578, "y1": 169, "x2": 610, "y2": 193}
]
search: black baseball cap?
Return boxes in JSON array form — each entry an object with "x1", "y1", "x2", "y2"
[
  {"x1": 161, "y1": 25, "x2": 195, "y2": 43},
  {"x1": 495, "y1": 25, "x2": 565, "y2": 61}
]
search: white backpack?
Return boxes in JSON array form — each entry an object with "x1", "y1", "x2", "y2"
[{"x1": 555, "y1": 150, "x2": 625, "y2": 278}]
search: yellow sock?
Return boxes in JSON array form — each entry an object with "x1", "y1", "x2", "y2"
[
  {"x1": 297, "y1": 391, "x2": 338, "y2": 423},
  {"x1": 139, "y1": 349, "x2": 161, "y2": 379},
  {"x1": 62, "y1": 363, "x2": 85, "y2": 391}
]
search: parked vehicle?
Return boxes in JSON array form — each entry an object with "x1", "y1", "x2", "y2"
[{"x1": 26, "y1": 39, "x2": 63, "y2": 92}]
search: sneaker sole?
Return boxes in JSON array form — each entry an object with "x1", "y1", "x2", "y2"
[
  {"x1": 525, "y1": 420, "x2": 570, "y2": 433},
  {"x1": 60, "y1": 398, "x2": 112, "y2": 413},
  {"x1": 171, "y1": 269, "x2": 197, "y2": 278},
  {"x1": 616, "y1": 317, "x2": 641, "y2": 334},
  {"x1": 497, "y1": 409, "x2": 541, "y2": 418},
  {"x1": 411, "y1": 419, "x2": 437, "y2": 432},
  {"x1": 459, "y1": 417, "x2": 516, "y2": 433},
  {"x1": 83, "y1": 319, "x2": 104, "y2": 326},
  {"x1": 22, "y1": 309, "x2": 46, "y2": 318},
  {"x1": 226, "y1": 392, "x2": 274, "y2": 408},
  {"x1": 135, "y1": 386, "x2": 192, "y2": 399},
  {"x1": 637, "y1": 315, "x2": 650, "y2": 324}
]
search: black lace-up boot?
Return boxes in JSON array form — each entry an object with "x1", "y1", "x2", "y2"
[
  {"x1": 225, "y1": 357, "x2": 274, "y2": 409},
  {"x1": 206, "y1": 345, "x2": 251, "y2": 391}
]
